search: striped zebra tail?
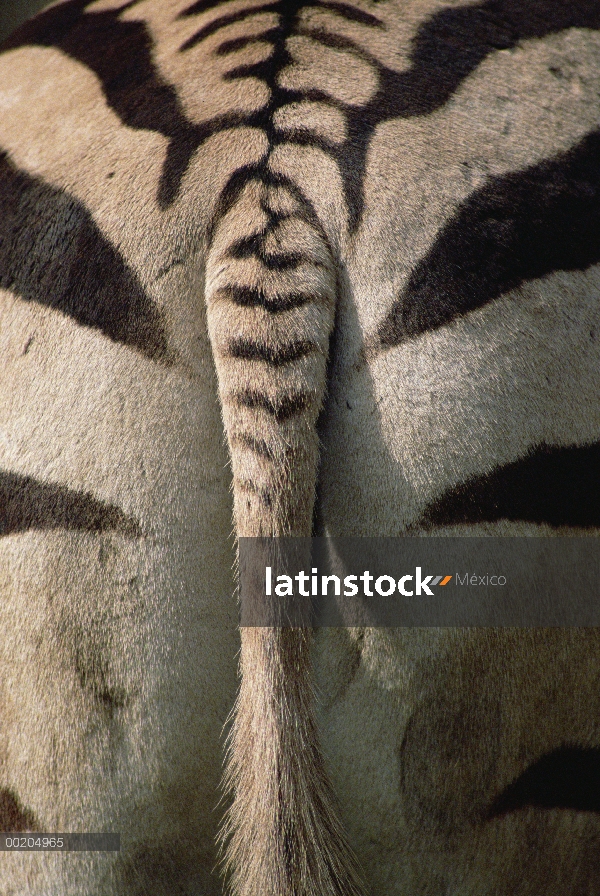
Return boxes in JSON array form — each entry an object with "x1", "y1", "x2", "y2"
[{"x1": 205, "y1": 172, "x2": 366, "y2": 896}]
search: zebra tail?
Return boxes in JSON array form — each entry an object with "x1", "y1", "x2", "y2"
[{"x1": 204, "y1": 172, "x2": 367, "y2": 896}]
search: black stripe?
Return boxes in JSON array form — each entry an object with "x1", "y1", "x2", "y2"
[
  {"x1": 331, "y1": 0, "x2": 600, "y2": 229},
  {"x1": 206, "y1": 166, "x2": 323, "y2": 248},
  {"x1": 178, "y1": 0, "x2": 377, "y2": 230},
  {"x1": 216, "y1": 29, "x2": 279, "y2": 56},
  {"x1": 237, "y1": 478, "x2": 274, "y2": 507},
  {"x1": 0, "y1": 470, "x2": 141, "y2": 538},
  {"x1": 180, "y1": 0, "x2": 382, "y2": 33},
  {"x1": 224, "y1": 57, "x2": 278, "y2": 82},
  {"x1": 231, "y1": 433, "x2": 277, "y2": 460},
  {"x1": 372, "y1": 0, "x2": 600, "y2": 120},
  {"x1": 318, "y1": 1, "x2": 383, "y2": 28},
  {"x1": 233, "y1": 389, "x2": 311, "y2": 420},
  {"x1": 420, "y1": 442, "x2": 600, "y2": 529},
  {"x1": 179, "y1": 0, "x2": 238, "y2": 16},
  {"x1": 180, "y1": 5, "x2": 279, "y2": 52},
  {"x1": 227, "y1": 233, "x2": 304, "y2": 270},
  {"x1": 1, "y1": 0, "x2": 239, "y2": 208},
  {"x1": 74, "y1": 647, "x2": 128, "y2": 718},
  {"x1": 226, "y1": 337, "x2": 317, "y2": 365},
  {"x1": 205, "y1": 165, "x2": 264, "y2": 247},
  {"x1": 8, "y1": 0, "x2": 600, "y2": 230},
  {"x1": 270, "y1": 124, "x2": 339, "y2": 159},
  {"x1": 489, "y1": 747, "x2": 600, "y2": 816},
  {"x1": 0, "y1": 152, "x2": 171, "y2": 362},
  {"x1": 217, "y1": 286, "x2": 313, "y2": 313},
  {"x1": 378, "y1": 129, "x2": 600, "y2": 347},
  {"x1": 261, "y1": 206, "x2": 295, "y2": 227},
  {"x1": 2, "y1": 1, "x2": 185, "y2": 138}
]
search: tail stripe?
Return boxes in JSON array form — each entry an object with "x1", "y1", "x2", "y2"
[
  {"x1": 228, "y1": 240, "x2": 304, "y2": 271},
  {"x1": 230, "y1": 433, "x2": 278, "y2": 461},
  {"x1": 231, "y1": 389, "x2": 312, "y2": 421},
  {"x1": 225, "y1": 338, "x2": 318, "y2": 366},
  {"x1": 215, "y1": 286, "x2": 314, "y2": 313}
]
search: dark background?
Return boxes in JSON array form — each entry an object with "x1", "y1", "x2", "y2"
[{"x1": 0, "y1": 0, "x2": 48, "y2": 44}]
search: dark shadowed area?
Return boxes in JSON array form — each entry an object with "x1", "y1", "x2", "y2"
[{"x1": 0, "y1": 0, "x2": 48, "y2": 43}]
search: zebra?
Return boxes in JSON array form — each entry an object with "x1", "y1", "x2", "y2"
[{"x1": 1, "y1": 0, "x2": 600, "y2": 894}]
